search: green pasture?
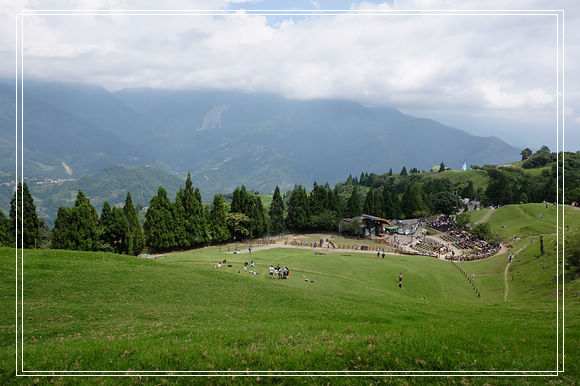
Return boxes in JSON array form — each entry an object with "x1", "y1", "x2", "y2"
[
  {"x1": 430, "y1": 170, "x2": 489, "y2": 192},
  {"x1": 1, "y1": 204, "x2": 579, "y2": 384},
  {"x1": 467, "y1": 207, "x2": 491, "y2": 225},
  {"x1": 485, "y1": 204, "x2": 579, "y2": 242}
]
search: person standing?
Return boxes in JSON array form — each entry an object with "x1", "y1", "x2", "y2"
[
  {"x1": 398, "y1": 273, "x2": 403, "y2": 289},
  {"x1": 249, "y1": 244, "x2": 252, "y2": 255},
  {"x1": 269, "y1": 265, "x2": 274, "y2": 278}
]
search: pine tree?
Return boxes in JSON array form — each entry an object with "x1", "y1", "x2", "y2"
[
  {"x1": 439, "y1": 162, "x2": 446, "y2": 173},
  {"x1": 400, "y1": 184, "x2": 424, "y2": 219},
  {"x1": 193, "y1": 187, "x2": 210, "y2": 244},
  {"x1": 231, "y1": 185, "x2": 249, "y2": 214},
  {"x1": 381, "y1": 185, "x2": 393, "y2": 219},
  {"x1": 388, "y1": 168, "x2": 393, "y2": 176},
  {"x1": 248, "y1": 195, "x2": 267, "y2": 238},
  {"x1": 173, "y1": 188, "x2": 188, "y2": 248},
  {"x1": 286, "y1": 185, "x2": 309, "y2": 231},
  {"x1": 52, "y1": 190, "x2": 99, "y2": 251},
  {"x1": 52, "y1": 207, "x2": 73, "y2": 250},
  {"x1": 0, "y1": 210, "x2": 13, "y2": 246},
  {"x1": 72, "y1": 190, "x2": 100, "y2": 251},
  {"x1": 144, "y1": 186, "x2": 176, "y2": 251},
  {"x1": 363, "y1": 189, "x2": 375, "y2": 215},
  {"x1": 9, "y1": 182, "x2": 40, "y2": 248},
  {"x1": 209, "y1": 194, "x2": 230, "y2": 244},
  {"x1": 99, "y1": 201, "x2": 114, "y2": 251},
  {"x1": 100, "y1": 202, "x2": 130, "y2": 254},
  {"x1": 400, "y1": 166, "x2": 408, "y2": 176},
  {"x1": 124, "y1": 192, "x2": 145, "y2": 256},
  {"x1": 269, "y1": 186, "x2": 285, "y2": 234},
  {"x1": 346, "y1": 187, "x2": 362, "y2": 217}
]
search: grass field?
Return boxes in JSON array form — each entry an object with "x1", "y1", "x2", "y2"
[{"x1": 1, "y1": 204, "x2": 579, "y2": 384}]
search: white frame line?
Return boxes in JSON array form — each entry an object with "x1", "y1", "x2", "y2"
[{"x1": 14, "y1": 8, "x2": 566, "y2": 378}]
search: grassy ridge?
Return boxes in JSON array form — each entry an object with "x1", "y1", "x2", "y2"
[{"x1": 0, "y1": 204, "x2": 579, "y2": 384}]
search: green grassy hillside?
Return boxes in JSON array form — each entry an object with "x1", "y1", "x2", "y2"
[
  {"x1": 1, "y1": 204, "x2": 578, "y2": 384},
  {"x1": 485, "y1": 204, "x2": 580, "y2": 242}
]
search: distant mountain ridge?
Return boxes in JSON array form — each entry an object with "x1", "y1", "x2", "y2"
[{"x1": 0, "y1": 80, "x2": 521, "y2": 218}]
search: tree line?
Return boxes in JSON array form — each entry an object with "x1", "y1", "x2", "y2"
[{"x1": 1, "y1": 149, "x2": 577, "y2": 254}]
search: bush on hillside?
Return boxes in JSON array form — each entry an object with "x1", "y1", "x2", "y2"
[{"x1": 565, "y1": 230, "x2": 580, "y2": 277}]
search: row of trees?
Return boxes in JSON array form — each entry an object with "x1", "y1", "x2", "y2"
[{"x1": 52, "y1": 191, "x2": 144, "y2": 255}]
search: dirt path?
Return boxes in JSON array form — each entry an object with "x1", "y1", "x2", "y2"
[
  {"x1": 475, "y1": 207, "x2": 495, "y2": 225},
  {"x1": 504, "y1": 244, "x2": 527, "y2": 301}
]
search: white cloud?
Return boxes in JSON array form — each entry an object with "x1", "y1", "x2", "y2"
[{"x1": 0, "y1": 0, "x2": 577, "y2": 148}]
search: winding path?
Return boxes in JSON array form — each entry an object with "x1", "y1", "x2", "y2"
[
  {"x1": 504, "y1": 244, "x2": 527, "y2": 301},
  {"x1": 474, "y1": 207, "x2": 495, "y2": 225}
]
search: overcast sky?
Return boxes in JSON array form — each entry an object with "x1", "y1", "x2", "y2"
[{"x1": 0, "y1": 0, "x2": 577, "y2": 150}]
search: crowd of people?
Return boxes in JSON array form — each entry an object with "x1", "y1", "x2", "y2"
[
  {"x1": 426, "y1": 215, "x2": 500, "y2": 260},
  {"x1": 269, "y1": 264, "x2": 290, "y2": 279}
]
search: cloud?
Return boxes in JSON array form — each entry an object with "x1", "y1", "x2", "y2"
[{"x1": 0, "y1": 0, "x2": 577, "y2": 148}]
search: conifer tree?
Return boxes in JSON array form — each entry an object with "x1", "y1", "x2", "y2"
[
  {"x1": 439, "y1": 162, "x2": 446, "y2": 173},
  {"x1": 248, "y1": 195, "x2": 267, "y2": 238},
  {"x1": 100, "y1": 202, "x2": 130, "y2": 254},
  {"x1": 400, "y1": 166, "x2": 408, "y2": 176},
  {"x1": 52, "y1": 190, "x2": 99, "y2": 251},
  {"x1": 269, "y1": 186, "x2": 285, "y2": 234},
  {"x1": 0, "y1": 210, "x2": 13, "y2": 246},
  {"x1": 363, "y1": 189, "x2": 375, "y2": 215},
  {"x1": 346, "y1": 187, "x2": 362, "y2": 217},
  {"x1": 231, "y1": 185, "x2": 249, "y2": 214},
  {"x1": 10, "y1": 182, "x2": 40, "y2": 248},
  {"x1": 71, "y1": 190, "x2": 100, "y2": 251},
  {"x1": 286, "y1": 185, "x2": 309, "y2": 231},
  {"x1": 331, "y1": 186, "x2": 344, "y2": 217},
  {"x1": 173, "y1": 188, "x2": 188, "y2": 248},
  {"x1": 209, "y1": 194, "x2": 230, "y2": 244},
  {"x1": 381, "y1": 185, "x2": 394, "y2": 219},
  {"x1": 400, "y1": 184, "x2": 424, "y2": 219},
  {"x1": 193, "y1": 187, "x2": 210, "y2": 244},
  {"x1": 144, "y1": 186, "x2": 176, "y2": 251},
  {"x1": 124, "y1": 192, "x2": 145, "y2": 256},
  {"x1": 52, "y1": 207, "x2": 73, "y2": 250},
  {"x1": 388, "y1": 168, "x2": 393, "y2": 176}
]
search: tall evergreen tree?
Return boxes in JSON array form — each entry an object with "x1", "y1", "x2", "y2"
[
  {"x1": 144, "y1": 186, "x2": 176, "y2": 251},
  {"x1": 173, "y1": 188, "x2": 188, "y2": 248},
  {"x1": 181, "y1": 173, "x2": 208, "y2": 247},
  {"x1": 72, "y1": 190, "x2": 100, "y2": 251},
  {"x1": 400, "y1": 166, "x2": 408, "y2": 176},
  {"x1": 388, "y1": 168, "x2": 393, "y2": 176},
  {"x1": 346, "y1": 187, "x2": 362, "y2": 217},
  {"x1": 52, "y1": 207, "x2": 73, "y2": 250},
  {"x1": 193, "y1": 187, "x2": 210, "y2": 244},
  {"x1": 363, "y1": 189, "x2": 376, "y2": 215},
  {"x1": 0, "y1": 210, "x2": 13, "y2": 246},
  {"x1": 269, "y1": 186, "x2": 285, "y2": 234},
  {"x1": 52, "y1": 190, "x2": 99, "y2": 251},
  {"x1": 439, "y1": 162, "x2": 446, "y2": 173},
  {"x1": 209, "y1": 194, "x2": 230, "y2": 244},
  {"x1": 9, "y1": 182, "x2": 40, "y2": 248},
  {"x1": 123, "y1": 192, "x2": 145, "y2": 256},
  {"x1": 247, "y1": 195, "x2": 268, "y2": 238},
  {"x1": 286, "y1": 185, "x2": 309, "y2": 231},
  {"x1": 100, "y1": 202, "x2": 130, "y2": 254},
  {"x1": 400, "y1": 184, "x2": 424, "y2": 219},
  {"x1": 231, "y1": 185, "x2": 250, "y2": 214}
]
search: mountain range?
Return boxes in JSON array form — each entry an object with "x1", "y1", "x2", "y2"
[{"x1": 0, "y1": 79, "x2": 521, "y2": 222}]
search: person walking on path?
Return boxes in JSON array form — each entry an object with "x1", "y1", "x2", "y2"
[{"x1": 249, "y1": 245, "x2": 252, "y2": 255}]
